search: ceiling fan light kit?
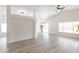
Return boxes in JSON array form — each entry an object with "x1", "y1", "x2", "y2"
[{"x1": 56, "y1": 5, "x2": 65, "y2": 12}]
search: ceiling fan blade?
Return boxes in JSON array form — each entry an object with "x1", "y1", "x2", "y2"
[{"x1": 56, "y1": 5, "x2": 65, "y2": 10}]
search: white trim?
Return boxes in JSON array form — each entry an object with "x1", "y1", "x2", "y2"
[
  {"x1": 48, "y1": 32, "x2": 79, "y2": 39},
  {"x1": 0, "y1": 32, "x2": 7, "y2": 37},
  {"x1": 7, "y1": 36, "x2": 34, "y2": 44}
]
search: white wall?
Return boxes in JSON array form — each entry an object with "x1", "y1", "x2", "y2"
[
  {"x1": 48, "y1": 9, "x2": 79, "y2": 38},
  {"x1": 7, "y1": 14, "x2": 35, "y2": 43},
  {"x1": 35, "y1": 12, "x2": 41, "y2": 38}
]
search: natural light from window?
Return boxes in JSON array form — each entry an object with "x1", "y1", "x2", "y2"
[{"x1": 59, "y1": 21, "x2": 79, "y2": 34}]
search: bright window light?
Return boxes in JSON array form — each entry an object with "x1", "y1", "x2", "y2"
[
  {"x1": 59, "y1": 23, "x2": 63, "y2": 32},
  {"x1": 0, "y1": 23, "x2": 7, "y2": 33},
  {"x1": 59, "y1": 21, "x2": 79, "y2": 34},
  {"x1": 43, "y1": 23, "x2": 49, "y2": 32},
  {"x1": 63, "y1": 22, "x2": 73, "y2": 33}
]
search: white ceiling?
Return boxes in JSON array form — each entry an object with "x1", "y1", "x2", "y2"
[
  {"x1": 0, "y1": 5, "x2": 79, "y2": 20},
  {"x1": 12, "y1": 5, "x2": 79, "y2": 11},
  {"x1": 11, "y1": 5, "x2": 79, "y2": 18}
]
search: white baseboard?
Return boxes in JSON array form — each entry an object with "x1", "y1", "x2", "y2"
[
  {"x1": 8, "y1": 36, "x2": 34, "y2": 44},
  {"x1": 48, "y1": 32, "x2": 79, "y2": 39}
]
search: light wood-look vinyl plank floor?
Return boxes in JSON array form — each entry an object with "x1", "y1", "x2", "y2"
[{"x1": 0, "y1": 33, "x2": 79, "y2": 53}]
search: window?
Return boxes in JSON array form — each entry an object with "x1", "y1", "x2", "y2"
[
  {"x1": 74, "y1": 22, "x2": 79, "y2": 32},
  {"x1": 0, "y1": 23, "x2": 7, "y2": 33},
  {"x1": 59, "y1": 21, "x2": 79, "y2": 34},
  {"x1": 0, "y1": 6, "x2": 7, "y2": 33},
  {"x1": 0, "y1": 15, "x2": 7, "y2": 33}
]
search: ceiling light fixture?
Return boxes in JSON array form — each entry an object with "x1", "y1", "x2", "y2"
[{"x1": 56, "y1": 5, "x2": 65, "y2": 12}]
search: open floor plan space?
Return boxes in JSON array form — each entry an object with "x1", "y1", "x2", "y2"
[
  {"x1": 0, "y1": 5, "x2": 79, "y2": 53},
  {"x1": 0, "y1": 33, "x2": 79, "y2": 53}
]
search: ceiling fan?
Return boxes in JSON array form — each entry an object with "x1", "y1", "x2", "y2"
[{"x1": 56, "y1": 5, "x2": 65, "y2": 12}]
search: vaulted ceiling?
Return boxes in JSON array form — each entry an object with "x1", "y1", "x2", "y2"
[
  {"x1": 11, "y1": 5, "x2": 79, "y2": 18},
  {"x1": 0, "y1": 5, "x2": 79, "y2": 20}
]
